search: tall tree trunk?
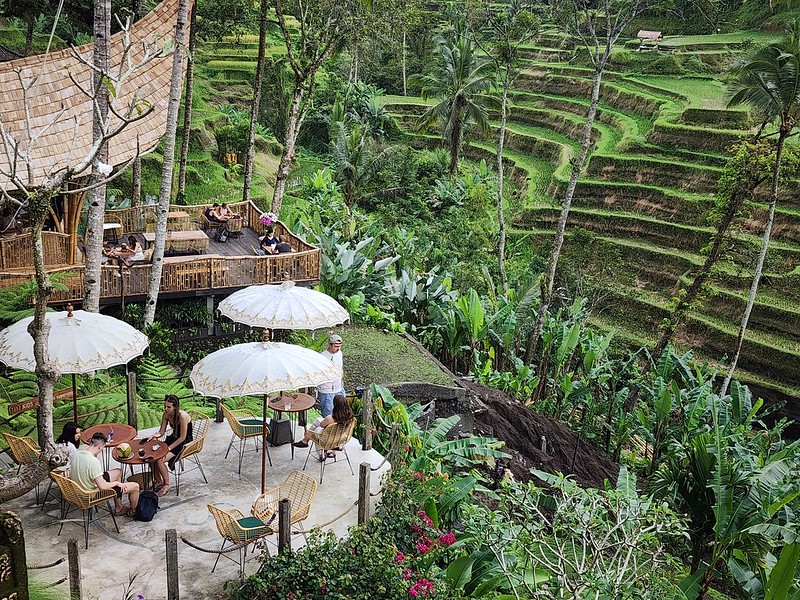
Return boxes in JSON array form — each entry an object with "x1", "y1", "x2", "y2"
[
  {"x1": 177, "y1": 1, "x2": 197, "y2": 199},
  {"x1": 271, "y1": 80, "x2": 307, "y2": 215},
  {"x1": 243, "y1": 0, "x2": 269, "y2": 205},
  {"x1": 720, "y1": 131, "x2": 788, "y2": 395},
  {"x1": 402, "y1": 29, "x2": 408, "y2": 97},
  {"x1": 132, "y1": 156, "x2": 142, "y2": 207},
  {"x1": 83, "y1": 0, "x2": 112, "y2": 313},
  {"x1": 496, "y1": 67, "x2": 511, "y2": 294},
  {"x1": 24, "y1": 19, "x2": 34, "y2": 56},
  {"x1": 448, "y1": 99, "x2": 463, "y2": 175},
  {"x1": 652, "y1": 147, "x2": 767, "y2": 361},
  {"x1": 144, "y1": 0, "x2": 191, "y2": 326},
  {"x1": 525, "y1": 63, "x2": 604, "y2": 363}
]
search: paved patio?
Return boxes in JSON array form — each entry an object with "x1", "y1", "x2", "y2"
[{"x1": 8, "y1": 418, "x2": 390, "y2": 599}]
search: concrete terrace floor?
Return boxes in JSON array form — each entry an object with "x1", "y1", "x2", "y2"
[{"x1": 9, "y1": 419, "x2": 390, "y2": 599}]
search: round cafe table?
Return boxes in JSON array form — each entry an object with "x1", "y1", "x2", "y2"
[
  {"x1": 113, "y1": 439, "x2": 170, "y2": 491},
  {"x1": 80, "y1": 423, "x2": 137, "y2": 470},
  {"x1": 268, "y1": 392, "x2": 315, "y2": 459}
]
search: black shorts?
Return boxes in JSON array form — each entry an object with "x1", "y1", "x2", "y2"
[{"x1": 102, "y1": 471, "x2": 123, "y2": 498}]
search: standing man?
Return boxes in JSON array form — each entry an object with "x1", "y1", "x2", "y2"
[
  {"x1": 318, "y1": 334, "x2": 345, "y2": 418},
  {"x1": 71, "y1": 432, "x2": 140, "y2": 516}
]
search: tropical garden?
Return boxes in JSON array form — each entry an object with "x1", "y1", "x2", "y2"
[{"x1": 2, "y1": 0, "x2": 800, "y2": 597}]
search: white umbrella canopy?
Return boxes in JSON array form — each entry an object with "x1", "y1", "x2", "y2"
[
  {"x1": 190, "y1": 340, "x2": 341, "y2": 493},
  {"x1": 189, "y1": 341, "x2": 341, "y2": 398},
  {"x1": 218, "y1": 281, "x2": 349, "y2": 331},
  {"x1": 0, "y1": 306, "x2": 150, "y2": 421},
  {"x1": 0, "y1": 308, "x2": 149, "y2": 374}
]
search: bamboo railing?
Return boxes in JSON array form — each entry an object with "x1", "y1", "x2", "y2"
[{"x1": 0, "y1": 232, "x2": 70, "y2": 269}]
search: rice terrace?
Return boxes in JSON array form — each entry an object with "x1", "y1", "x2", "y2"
[{"x1": 1, "y1": 0, "x2": 800, "y2": 598}]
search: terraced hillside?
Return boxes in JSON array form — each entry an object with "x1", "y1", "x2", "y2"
[{"x1": 384, "y1": 33, "x2": 800, "y2": 406}]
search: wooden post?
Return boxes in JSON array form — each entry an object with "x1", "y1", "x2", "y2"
[
  {"x1": 68, "y1": 538, "x2": 81, "y2": 600},
  {"x1": 361, "y1": 387, "x2": 373, "y2": 451},
  {"x1": 278, "y1": 498, "x2": 291, "y2": 554},
  {"x1": 0, "y1": 510, "x2": 29, "y2": 600},
  {"x1": 126, "y1": 372, "x2": 138, "y2": 430},
  {"x1": 206, "y1": 295, "x2": 215, "y2": 336},
  {"x1": 358, "y1": 463, "x2": 370, "y2": 524},
  {"x1": 166, "y1": 529, "x2": 179, "y2": 600},
  {"x1": 215, "y1": 398, "x2": 223, "y2": 423}
]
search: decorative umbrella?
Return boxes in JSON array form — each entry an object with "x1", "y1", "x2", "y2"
[
  {"x1": 0, "y1": 305, "x2": 149, "y2": 421},
  {"x1": 190, "y1": 340, "x2": 341, "y2": 492},
  {"x1": 218, "y1": 281, "x2": 349, "y2": 331}
]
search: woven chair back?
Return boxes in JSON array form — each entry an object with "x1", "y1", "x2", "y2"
[
  {"x1": 183, "y1": 412, "x2": 211, "y2": 457},
  {"x1": 251, "y1": 470, "x2": 318, "y2": 524},
  {"x1": 51, "y1": 471, "x2": 114, "y2": 510},
  {"x1": 314, "y1": 419, "x2": 356, "y2": 451},
  {"x1": 221, "y1": 405, "x2": 264, "y2": 440},
  {"x1": 3, "y1": 432, "x2": 40, "y2": 465}
]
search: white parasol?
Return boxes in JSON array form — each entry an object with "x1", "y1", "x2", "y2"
[
  {"x1": 0, "y1": 305, "x2": 149, "y2": 421},
  {"x1": 190, "y1": 340, "x2": 341, "y2": 492},
  {"x1": 218, "y1": 281, "x2": 349, "y2": 331}
]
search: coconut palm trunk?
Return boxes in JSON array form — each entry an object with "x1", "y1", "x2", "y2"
[
  {"x1": 720, "y1": 130, "x2": 788, "y2": 395},
  {"x1": 144, "y1": 0, "x2": 191, "y2": 326},
  {"x1": 243, "y1": 0, "x2": 269, "y2": 205},
  {"x1": 496, "y1": 67, "x2": 511, "y2": 293},
  {"x1": 177, "y1": 1, "x2": 197, "y2": 199},
  {"x1": 83, "y1": 0, "x2": 111, "y2": 312}
]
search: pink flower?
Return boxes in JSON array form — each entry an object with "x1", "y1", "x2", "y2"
[
  {"x1": 405, "y1": 445, "x2": 411, "y2": 452},
  {"x1": 439, "y1": 531, "x2": 456, "y2": 546},
  {"x1": 409, "y1": 579, "x2": 435, "y2": 597},
  {"x1": 415, "y1": 539, "x2": 431, "y2": 554},
  {"x1": 403, "y1": 569, "x2": 413, "y2": 579},
  {"x1": 395, "y1": 552, "x2": 405, "y2": 563},
  {"x1": 417, "y1": 511, "x2": 433, "y2": 527},
  {"x1": 412, "y1": 472, "x2": 424, "y2": 479}
]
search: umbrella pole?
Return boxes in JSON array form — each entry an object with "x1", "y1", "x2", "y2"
[
  {"x1": 72, "y1": 373, "x2": 78, "y2": 423},
  {"x1": 261, "y1": 394, "x2": 268, "y2": 494}
]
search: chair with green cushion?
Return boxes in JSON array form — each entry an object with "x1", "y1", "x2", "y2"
[
  {"x1": 221, "y1": 405, "x2": 271, "y2": 475},
  {"x1": 208, "y1": 504, "x2": 273, "y2": 577}
]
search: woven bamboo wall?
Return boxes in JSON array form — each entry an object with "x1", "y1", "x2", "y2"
[{"x1": 0, "y1": 0, "x2": 191, "y2": 190}]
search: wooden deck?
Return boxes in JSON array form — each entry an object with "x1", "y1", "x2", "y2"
[{"x1": 0, "y1": 201, "x2": 321, "y2": 306}]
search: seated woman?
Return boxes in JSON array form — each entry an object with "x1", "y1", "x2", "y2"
[
  {"x1": 259, "y1": 228, "x2": 279, "y2": 254},
  {"x1": 293, "y1": 394, "x2": 354, "y2": 459},
  {"x1": 55, "y1": 421, "x2": 81, "y2": 467},
  {"x1": 217, "y1": 203, "x2": 237, "y2": 223},
  {"x1": 118, "y1": 236, "x2": 144, "y2": 267},
  {"x1": 143, "y1": 395, "x2": 193, "y2": 497}
]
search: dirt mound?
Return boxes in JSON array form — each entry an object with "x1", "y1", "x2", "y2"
[{"x1": 463, "y1": 379, "x2": 620, "y2": 489}]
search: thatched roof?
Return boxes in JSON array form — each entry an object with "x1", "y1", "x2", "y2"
[
  {"x1": 637, "y1": 30, "x2": 663, "y2": 41},
  {"x1": 0, "y1": 44, "x2": 21, "y2": 62},
  {"x1": 0, "y1": 0, "x2": 189, "y2": 190}
]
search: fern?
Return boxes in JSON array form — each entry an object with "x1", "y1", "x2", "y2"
[{"x1": 136, "y1": 355, "x2": 194, "y2": 400}]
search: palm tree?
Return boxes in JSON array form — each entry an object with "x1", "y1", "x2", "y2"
[
  {"x1": 721, "y1": 22, "x2": 800, "y2": 395},
  {"x1": 411, "y1": 36, "x2": 496, "y2": 175}
]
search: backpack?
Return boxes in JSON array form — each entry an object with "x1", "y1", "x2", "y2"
[
  {"x1": 136, "y1": 490, "x2": 159, "y2": 522},
  {"x1": 216, "y1": 227, "x2": 229, "y2": 243}
]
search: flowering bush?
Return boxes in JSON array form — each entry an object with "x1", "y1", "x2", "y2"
[{"x1": 259, "y1": 211, "x2": 278, "y2": 226}]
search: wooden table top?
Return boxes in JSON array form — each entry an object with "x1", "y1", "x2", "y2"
[
  {"x1": 80, "y1": 423, "x2": 137, "y2": 447},
  {"x1": 268, "y1": 392, "x2": 315, "y2": 413},
  {"x1": 167, "y1": 210, "x2": 190, "y2": 220},
  {"x1": 113, "y1": 438, "x2": 169, "y2": 465}
]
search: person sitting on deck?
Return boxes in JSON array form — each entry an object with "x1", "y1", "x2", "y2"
[
  {"x1": 259, "y1": 228, "x2": 279, "y2": 254},
  {"x1": 117, "y1": 236, "x2": 143, "y2": 267},
  {"x1": 275, "y1": 235, "x2": 294, "y2": 254},
  {"x1": 217, "y1": 203, "x2": 237, "y2": 223},
  {"x1": 204, "y1": 203, "x2": 222, "y2": 223}
]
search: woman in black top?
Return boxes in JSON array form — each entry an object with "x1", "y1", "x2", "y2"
[{"x1": 144, "y1": 395, "x2": 193, "y2": 497}]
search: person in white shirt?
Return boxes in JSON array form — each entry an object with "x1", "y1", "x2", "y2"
[
  {"x1": 55, "y1": 421, "x2": 81, "y2": 468},
  {"x1": 317, "y1": 334, "x2": 345, "y2": 418}
]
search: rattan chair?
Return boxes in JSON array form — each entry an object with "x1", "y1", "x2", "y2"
[
  {"x1": 221, "y1": 405, "x2": 271, "y2": 475},
  {"x1": 208, "y1": 504, "x2": 273, "y2": 577},
  {"x1": 51, "y1": 471, "x2": 119, "y2": 549},
  {"x1": 3, "y1": 432, "x2": 42, "y2": 502},
  {"x1": 40, "y1": 466, "x2": 68, "y2": 513},
  {"x1": 302, "y1": 419, "x2": 356, "y2": 484},
  {"x1": 172, "y1": 412, "x2": 211, "y2": 496},
  {"x1": 201, "y1": 211, "x2": 223, "y2": 231},
  {"x1": 225, "y1": 216, "x2": 243, "y2": 237},
  {"x1": 251, "y1": 470, "x2": 318, "y2": 544}
]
